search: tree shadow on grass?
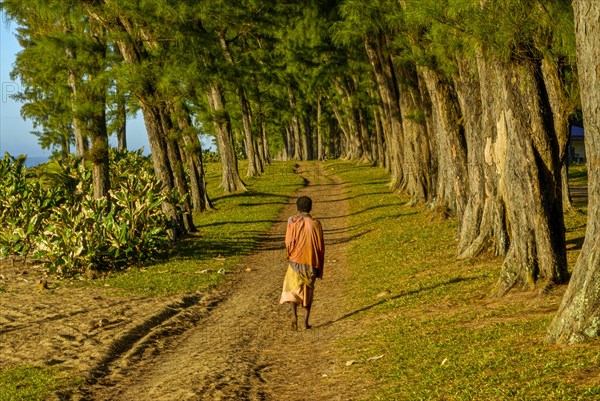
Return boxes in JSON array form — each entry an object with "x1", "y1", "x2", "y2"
[
  {"x1": 318, "y1": 204, "x2": 419, "y2": 221},
  {"x1": 315, "y1": 276, "x2": 478, "y2": 329},
  {"x1": 171, "y1": 231, "x2": 263, "y2": 262},
  {"x1": 316, "y1": 191, "x2": 393, "y2": 203},
  {"x1": 566, "y1": 236, "x2": 585, "y2": 251},
  {"x1": 211, "y1": 190, "x2": 290, "y2": 203}
]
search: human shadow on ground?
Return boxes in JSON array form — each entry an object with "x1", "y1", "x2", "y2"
[{"x1": 314, "y1": 276, "x2": 478, "y2": 329}]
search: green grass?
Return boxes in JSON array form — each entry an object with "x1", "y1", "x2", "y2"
[
  {"x1": 565, "y1": 163, "x2": 588, "y2": 266},
  {"x1": 327, "y1": 160, "x2": 599, "y2": 401},
  {"x1": 0, "y1": 365, "x2": 73, "y2": 401},
  {"x1": 92, "y1": 161, "x2": 304, "y2": 296},
  {"x1": 568, "y1": 163, "x2": 588, "y2": 187}
]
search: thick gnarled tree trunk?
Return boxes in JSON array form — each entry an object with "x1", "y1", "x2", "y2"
[
  {"x1": 398, "y1": 66, "x2": 432, "y2": 205},
  {"x1": 453, "y1": 57, "x2": 490, "y2": 257},
  {"x1": 455, "y1": 53, "x2": 509, "y2": 259},
  {"x1": 489, "y1": 59, "x2": 568, "y2": 296},
  {"x1": 546, "y1": 1, "x2": 600, "y2": 344},
  {"x1": 419, "y1": 67, "x2": 468, "y2": 222}
]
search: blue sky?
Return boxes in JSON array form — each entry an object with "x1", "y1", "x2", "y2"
[{"x1": 0, "y1": 12, "x2": 150, "y2": 158}]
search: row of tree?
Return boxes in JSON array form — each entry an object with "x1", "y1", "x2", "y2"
[{"x1": 2, "y1": 1, "x2": 598, "y2": 344}]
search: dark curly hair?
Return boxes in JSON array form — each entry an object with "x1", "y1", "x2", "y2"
[{"x1": 296, "y1": 196, "x2": 312, "y2": 213}]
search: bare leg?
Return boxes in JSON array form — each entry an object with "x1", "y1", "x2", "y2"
[
  {"x1": 289, "y1": 302, "x2": 298, "y2": 331},
  {"x1": 303, "y1": 303, "x2": 312, "y2": 329}
]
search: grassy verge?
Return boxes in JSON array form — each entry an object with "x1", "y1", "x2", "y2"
[
  {"x1": 92, "y1": 160, "x2": 304, "y2": 296},
  {"x1": 327, "y1": 160, "x2": 599, "y2": 401},
  {"x1": 0, "y1": 365, "x2": 73, "y2": 401}
]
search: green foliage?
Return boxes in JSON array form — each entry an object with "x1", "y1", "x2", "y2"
[
  {"x1": 202, "y1": 150, "x2": 221, "y2": 164},
  {"x1": 0, "y1": 152, "x2": 171, "y2": 276},
  {"x1": 0, "y1": 154, "x2": 62, "y2": 257}
]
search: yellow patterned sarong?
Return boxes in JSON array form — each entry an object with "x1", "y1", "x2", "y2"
[{"x1": 279, "y1": 264, "x2": 316, "y2": 307}]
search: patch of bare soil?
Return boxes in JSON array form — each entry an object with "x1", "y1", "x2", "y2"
[{"x1": 1, "y1": 162, "x2": 370, "y2": 401}]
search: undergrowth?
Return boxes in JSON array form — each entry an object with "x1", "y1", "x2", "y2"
[{"x1": 327, "y1": 160, "x2": 599, "y2": 401}]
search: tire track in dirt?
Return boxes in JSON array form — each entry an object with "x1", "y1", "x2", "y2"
[{"x1": 81, "y1": 162, "x2": 366, "y2": 401}]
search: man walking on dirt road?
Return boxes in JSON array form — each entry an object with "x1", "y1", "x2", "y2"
[{"x1": 280, "y1": 196, "x2": 325, "y2": 330}]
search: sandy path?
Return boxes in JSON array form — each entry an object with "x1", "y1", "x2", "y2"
[{"x1": 81, "y1": 162, "x2": 365, "y2": 401}]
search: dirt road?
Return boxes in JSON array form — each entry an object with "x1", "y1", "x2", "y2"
[{"x1": 75, "y1": 162, "x2": 365, "y2": 401}]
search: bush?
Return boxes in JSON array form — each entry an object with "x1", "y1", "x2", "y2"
[
  {"x1": 0, "y1": 151, "x2": 172, "y2": 276},
  {"x1": 0, "y1": 154, "x2": 62, "y2": 257}
]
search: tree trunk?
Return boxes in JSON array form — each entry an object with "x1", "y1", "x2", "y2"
[
  {"x1": 137, "y1": 98, "x2": 183, "y2": 239},
  {"x1": 288, "y1": 88, "x2": 303, "y2": 160},
  {"x1": 358, "y1": 106, "x2": 372, "y2": 163},
  {"x1": 540, "y1": 58, "x2": 576, "y2": 211},
  {"x1": 116, "y1": 79, "x2": 127, "y2": 152},
  {"x1": 327, "y1": 116, "x2": 340, "y2": 158},
  {"x1": 88, "y1": 104, "x2": 110, "y2": 200},
  {"x1": 334, "y1": 77, "x2": 364, "y2": 161},
  {"x1": 60, "y1": 129, "x2": 70, "y2": 159},
  {"x1": 174, "y1": 104, "x2": 212, "y2": 212},
  {"x1": 217, "y1": 33, "x2": 259, "y2": 178},
  {"x1": 364, "y1": 34, "x2": 405, "y2": 190},
  {"x1": 240, "y1": 93, "x2": 260, "y2": 176},
  {"x1": 282, "y1": 127, "x2": 291, "y2": 161},
  {"x1": 455, "y1": 49, "x2": 509, "y2": 260},
  {"x1": 317, "y1": 94, "x2": 324, "y2": 161},
  {"x1": 330, "y1": 101, "x2": 351, "y2": 160},
  {"x1": 253, "y1": 138, "x2": 264, "y2": 173},
  {"x1": 546, "y1": 1, "x2": 600, "y2": 344},
  {"x1": 453, "y1": 56, "x2": 495, "y2": 258},
  {"x1": 398, "y1": 66, "x2": 433, "y2": 205},
  {"x1": 65, "y1": 46, "x2": 88, "y2": 159},
  {"x1": 87, "y1": 23, "x2": 110, "y2": 200},
  {"x1": 561, "y1": 162, "x2": 575, "y2": 210},
  {"x1": 301, "y1": 114, "x2": 313, "y2": 161},
  {"x1": 372, "y1": 107, "x2": 386, "y2": 168},
  {"x1": 254, "y1": 95, "x2": 270, "y2": 165},
  {"x1": 260, "y1": 121, "x2": 271, "y2": 165},
  {"x1": 419, "y1": 66, "x2": 469, "y2": 222},
  {"x1": 207, "y1": 83, "x2": 246, "y2": 193},
  {"x1": 159, "y1": 108, "x2": 196, "y2": 233},
  {"x1": 489, "y1": 59, "x2": 568, "y2": 296}
]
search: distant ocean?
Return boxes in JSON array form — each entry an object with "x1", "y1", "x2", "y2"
[{"x1": 24, "y1": 156, "x2": 50, "y2": 168}]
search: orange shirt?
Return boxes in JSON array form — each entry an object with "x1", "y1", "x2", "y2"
[{"x1": 285, "y1": 213, "x2": 325, "y2": 278}]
